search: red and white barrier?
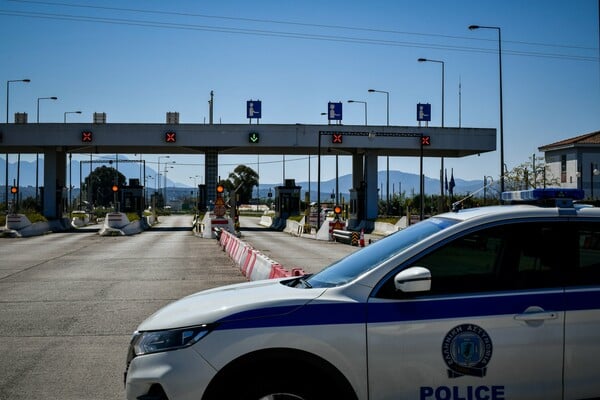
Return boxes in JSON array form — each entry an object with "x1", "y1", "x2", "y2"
[
  {"x1": 241, "y1": 247, "x2": 257, "y2": 277},
  {"x1": 215, "y1": 230, "x2": 306, "y2": 280}
]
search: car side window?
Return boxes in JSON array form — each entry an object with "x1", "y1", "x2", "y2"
[
  {"x1": 375, "y1": 222, "x2": 569, "y2": 299},
  {"x1": 572, "y1": 223, "x2": 600, "y2": 285}
]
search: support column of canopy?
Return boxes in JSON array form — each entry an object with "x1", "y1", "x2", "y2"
[{"x1": 43, "y1": 148, "x2": 67, "y2": 219}]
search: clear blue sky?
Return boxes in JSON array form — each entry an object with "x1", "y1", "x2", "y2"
[{"x1": 1, "y1": 0, "x2": 599, "y2": 188}]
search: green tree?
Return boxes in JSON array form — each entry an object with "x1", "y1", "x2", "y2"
[
  {"x1": 504, "y1": 155, "x2": 559, "y2": 191},
  {"x1": 219, "y1": 165, "x2": 259, "y2": 204},
  {"x1": 82, "y1": 166, "x2": 126, "y2": 207}
]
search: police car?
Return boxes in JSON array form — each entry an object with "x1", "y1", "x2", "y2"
[{"x1": 125, "y1": 189, "x2": 600, "y2": 400}]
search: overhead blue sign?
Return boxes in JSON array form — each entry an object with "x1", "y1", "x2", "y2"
[
  {"x1": 328, "y1": 102, "x2": 342, "y2": 121},
  {"x1": 417, "y1": 103, "x2": 431, "y2": 122},
  {"x1": 247, "y1": 100, "x2": 262, "y2": 119}
]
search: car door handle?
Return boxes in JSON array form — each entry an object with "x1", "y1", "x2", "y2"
[
  {"x1": 514, "y1": 311, "x2": 558, "y2": 321},
  {"x1": 514, "y1": 306, "x2": 558, "y2": 322}
]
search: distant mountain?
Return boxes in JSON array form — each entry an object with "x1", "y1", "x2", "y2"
[
  {"x1": 0, "y1": 157, "x2": 486, "y2": 201},
  {"x1": 256, "y1": 170, "x2": 486, "y2": 201},
  {"x1": 0, "y1": 156, "x2": 178, "y2": 189}
]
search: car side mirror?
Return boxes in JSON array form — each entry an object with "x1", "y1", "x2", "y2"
[{"x1": 394, "y1": 266, "x2": 431, "y2": 293}]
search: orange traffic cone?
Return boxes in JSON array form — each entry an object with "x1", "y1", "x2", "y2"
[{"x1": 359, "y1": 228, "x2": 365, "y2": 247}]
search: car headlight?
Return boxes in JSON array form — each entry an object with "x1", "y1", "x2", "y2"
[{"x1": 131, "y1": 324, "x2": 213, "y2": 356}]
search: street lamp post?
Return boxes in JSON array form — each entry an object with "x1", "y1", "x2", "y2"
[
  {"x1": 483, "y1": 176, "x2": 493, "y2": 205},
  {"x1": 347, "y1": 100, "x2": 367, "y2": 125},
  {"x1": 368, "y1": 89, "x2": 391, "y2": 214},
  {"x1": 163, "y1": 164, "x2": 174, "y2": 205},
  {"x1": 6, "y1": 79, "x2": 30, "y2": 123},
  {"x1": 157, "y1": 156, "x2": 170, "y2": 202},
  {"x1": 469, "y1": 25, "x2": 504, "y2": 195},
  {"x1": 418, "y1": 57, "x2": 445, "y2": 211},
  {"x1": 64, "y1": 110, "x2": 82, "y2": 123},
  {"x1": 367, "y1": 89, "x2": 389, "y2": 125},
  {"x1": 37, "y1": 96, "x2": 58, "y2": 123},
  {"x1": 5, "y1": 79, "x2": 30, "y2": 209},
  {"x1": 347, "y1": 99, "x2": 369, "y2": 220},
  {"x1": 4, "y1": 79, "x2": 31, "y2": 210}
]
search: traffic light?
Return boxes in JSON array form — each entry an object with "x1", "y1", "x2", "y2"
[
  {"x1": 216, "y1": 184, "x2": 224, "y2": 194},
  {"x1": 248, "y1": 132, "x2": 260, "y2": 143},
  {"x1": 10, "y1": 186, "x2": 18, "y2": 194},
  {"x1": 165, "y1": 131, "x2": 176, "y2": 143},
  {"x1": 112, "y1": 185, "x2": 119, "y2": 192},
  {"x1": 333, "y1": 205, "x2": 342, "y2": 215},
  {"x1": 331, "y1": 133, "x2": 343, "y2": 144},
  {"x1": 81, "y1": 131, "x2": 93, "y2": 142}
]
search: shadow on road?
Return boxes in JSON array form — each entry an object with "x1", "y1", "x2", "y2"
[{"x1": 149, "y1": 226, "x2": 194, "y2": 232}]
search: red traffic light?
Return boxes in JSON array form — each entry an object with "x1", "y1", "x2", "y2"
[
  {"x1": 165, "y1": 131, "x2": 176, "y2": 143},
  {"x1": 333, "y1": 205, "x2": 342, "y2": 214},
  {"x1": 216, "y1": 185, "x2": 224, "y2": 194},
  {"x1": 112, "y1": 185, "x2": 119, "y2": 192},
  {"x1": 10, "y1": 186, "x2": 18, "y2": 194},
  {"x1": 81, "y1": 131, "x2": 93, "y2": 142}
]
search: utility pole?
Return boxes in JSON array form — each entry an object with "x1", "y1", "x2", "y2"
[{"x1": 209, "y1": 90, "x2": 214, "y2": 125}]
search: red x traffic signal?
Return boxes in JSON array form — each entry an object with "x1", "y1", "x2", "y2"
[
  {"x1": 81, "y1": 131, "x2": 93, "y2": 142},
  {"x1": 165, "y1": 131, "x2": 176, "y2": 143},
  {"x1": 421, "y1": 135, "x2": 431, "y2": 146},
  {"x1": 331, "y1": 133, "x2": 343, "y2": 144}
]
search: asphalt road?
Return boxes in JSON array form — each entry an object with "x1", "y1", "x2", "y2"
[
  {"x1": 0, "y1": 214, "x2": 366, "y2": 399},
  {"x1": 238, "y1": 216, "x2": 362, "y2": 274},
  {"x1": 0, "y1": 215, "x2": 246, "y2": 400}
]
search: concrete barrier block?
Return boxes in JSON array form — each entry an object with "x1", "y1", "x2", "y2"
[
  {"x1": 5, "y1": 214, "x2": 31, "y2": 230},
  {"x1": 104, "y1": 213, "x2": 130, "y2": 229},
  {"x1": 249, "y1": 252, "x2": 278, "y2": 281}
]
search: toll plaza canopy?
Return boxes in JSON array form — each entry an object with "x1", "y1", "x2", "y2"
[
  {"x1": 0, "y1": 123, "x2": 494, "y2": 156},
  {"x1": 0, "y1": 122, "x2": 496, "y2": 220}
]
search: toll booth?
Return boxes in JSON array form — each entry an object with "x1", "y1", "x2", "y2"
[
  {"x1": 120, "y1": 178, "x2": 145, "y2": 215},
  {"x1": 348, "y1": 184, "x2": 365, "y2": 229},
  {"x1": 274, "y1": 179, "x2": 301, "y2": 220}
]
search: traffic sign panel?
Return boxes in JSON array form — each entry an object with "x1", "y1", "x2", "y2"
[
  {"x1": 247, "y1": 100, "x2": 262, "y2": 119},
  {"x1": 249, "y1": 132, "x2": 260, "y2": 143},
  {"x1": 417, "y1": 103, "x2": 431, "y2": 122},
  {"x1": 328, "y1": 102, "x2": 342, "y2": 121}
]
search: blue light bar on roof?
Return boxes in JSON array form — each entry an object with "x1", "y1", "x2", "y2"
[{"x1": 502, "y1": 188, "x2": 585, "y2": 202}]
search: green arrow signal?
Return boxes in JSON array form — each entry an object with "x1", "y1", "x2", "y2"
[{"x1": 249, "y1": 132, "x2": 259, "y2": 143}]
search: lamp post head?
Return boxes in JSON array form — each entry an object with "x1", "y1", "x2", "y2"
[
  {"x1": 50, "y1": 96, "x2": 57, "y2": 100},
  {"x1": 347, "y1": 100, "x2": 355, "y2": 103},
  {"x1": 368, "y1": 89, "x2": 375, "y2": 92},
  {"x1": 417, "y1": 58, "x2": 427, "y2": 62},
  {"x1": 468, "y1": 25, "x2": 480, "y2": 30},
  {"x1": 23, "y1": 79, "x2": 31, "y2": 83}
]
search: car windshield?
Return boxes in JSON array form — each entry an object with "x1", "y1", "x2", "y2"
[{"x1": 305, "y1": 217, "x2": 458, "y2": 288}]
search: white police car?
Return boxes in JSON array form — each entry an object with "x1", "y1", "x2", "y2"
[{"x1": 125, "y1": 189, "x2": 600, "y2": 400}]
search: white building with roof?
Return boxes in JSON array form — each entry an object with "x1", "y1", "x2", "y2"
[{"x1": 539, "y1": 130, "x2": 600, "y2": 200}]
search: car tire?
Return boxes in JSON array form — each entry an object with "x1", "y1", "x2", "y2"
[{"x1": 204, "y1": 353, "x2": 356, "y2": 400}]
